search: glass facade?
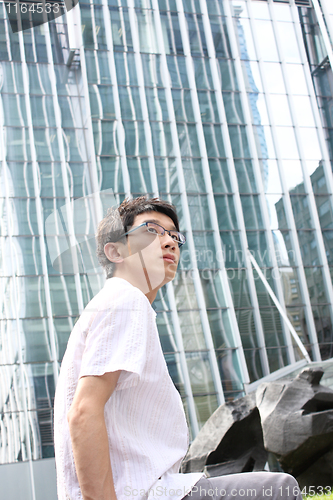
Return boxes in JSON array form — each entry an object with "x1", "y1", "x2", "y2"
[{"x1": 1, "y1": 0, "x2": 333, "y2": 496}]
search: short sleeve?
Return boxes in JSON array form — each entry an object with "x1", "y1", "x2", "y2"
[{"x1": 79, "y1": 288, "x2": 150, "y2": 390}]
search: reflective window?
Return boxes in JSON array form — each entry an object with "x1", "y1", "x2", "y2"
[
  {"x1": 114, "y1": 52, "x2": 138, "y2": 85},
  {"x1": 298, "y1": 128, "x2": 321, "y2": 161},
  {"x1": 146, "y1": 87, "x2": 169, "y2": 121},
  {"x1": 215, "y1": 195, "x2": 237, "y2": 230},
  {"x1": 156, "y1": 311, "x2": 177, "y2": 353},
  {"x1": 182, "y1": 158, "x2": 206, "y2": 192},
  {"x1": 209, "y1": 159, "x2": 232, "y2": 193},
  {"x1": 124, "y1": 120, "x2": 147, "y2": 156},
  {"x1": 323, "y1": 231, "x2": 333, "y2": 265},
  {"x1": 208, "y1": 309, "x2": 236, "y2": 349},
  {"x1": 137, "y1": 9, "x2": 158, "y2": 54},
  {"x1": 264, "y1": 159, "x2": 282, "y2": 194},
  {"x1": 2, "y1": 94, "x2": 27, "y2": 127},
  {"x1": 100, "y1": 158, "x2": 124, "y2": 192},
  {"x1": 276, "y1": 22, "x2": 301, "y2": 64},
  {"x1": 187, "y1": 352, "x2": 216, "y2": 395},
  {"x1": 155, "y1": 157, "x2": 180, "y2": 193},
  {"x1": 223, "y1": 92, "x2": 244, "y2": 124},
  {"x1": 172, "y1": 89, "x2": 194, "y2": 122},
  {"x1": 220, "y1": 231, "x2": 244, "y2": 267},
  {"x1": 6, "y1": 127, "x2": 31, "y2": 162},
  {"x1": 258, "y1": 126, "x2": 276, "y2": 160},
  {"x1": 203, "y1": 124, "x2": 225, "y2": 157},
  {"x1": 210, "y1": 17, "x2": 232, "y2": 58},
  {"x1": 177, "y1": 123, "x2": 200, "y2": 157},
  {"x1": 17, "y1": 276, "x2": 47, "y2": 318},
  {"x1": 160, "y1": 12, "x2": 183, "y2": 55},
  {"x1": 10, "y1": 198, "x2": 39, "y2": 236},
  {"x1": 166, "y1": 55, "x2": 189, "y2": 88},
  {"x1": 261, "y1": 62, "x2": 285, "y2": 94},
  {"x1": 250, "y1": 2, "x2": 270, "y2": 20},
  {"x1": 193, "y1": 393, "x2": 219, "y2": 428},
  {"x1": 273, "y1": 3, "x2": 293, "y2": 22},
  {"x1": 275, "y1": 127, "x2": 299, "y2": 159},
  {"x1": 236, "y1": 17, "x2": 256, "y2": 61},
  {"x1": 151, "y1": 121, "x2": 173, "y2": 156},
  {"x1": 200, "y1": 272, "x2": 227, "y2": 308},
  {"x1": 311, "y1": 162, "x2": 330, "y2": 194},
  {"x1": 49, "y1": 275, "x2": 79, "y2": 317},
  {"x1": 316, "y1": 196, "x2": 333, "y2": 229},
  {"x1": 218, "y1": 59, "x2": 239, "y2": 91},
  {"x1": 234, "y1": 159, "x2": 256, "y2": 193},
  {"x1": 192, "y1": 232, "x2": 217, "y2": 269},
  {"x1": 254, "y1": 20, "x2": 279, "y2": 62},
  {"x1": 193, "y1": 58, "x2": 213, "y2": 90},
  {"x1": 119, "y1": 86, "x2": 143, "y2": 120},
  {"x1": 207, "y1": 0, "x2": 223, "y2": 16},
  {"x1": 81, "y1": 5, "x2": 95, "y2": 49},
  {"x1": 292, "y1": 95, "x2": 315, "y2": 127},
  {"x1": 227, "y1": 269, "x2": 252, "y2": 308},
  {"x1": 110, "y1": 7, "x2": 133, "y2": 51},
  {"x1": 186, "y1": 14, "x2": 208, "y2": 57},
  {"x1": 89, "y1": 87, "x2": 115, "y2": 120},
  {"x1": 313, "y1": 305, "x2": 333, "y2": 360},
  {"x1": 304, "y1": 267, "x2": 329, "y2": 305},
  {"x1": 252, "y1": 94, "x2": 269, "y2": 126},
  {"x1": 178, "y1": 309, "x2": 206, "y2": 350},
  {"x1": 21, "y1": 318, "x2": 52, "y2": 362},
  {"x1": 198, "y1": 91, "x2": 219, "y2": 123},
  {"x1": 241, "y1": 195, "x2": 264, "y2": 230},
  {"x1": 126, "y1": 157, "x2": 150, "y2": 193},
  {"x1": 290, "y1": 195, "x2": 312, "y2": 230},
  {"x1": 265, "y1": 194, "x2": 283, "y2": 230},
  {"x1": 0, "y1": 62, "x2": 24, "y2": 93},
  {"x1": 298, "y1": 231, "x2": 320, "y2": 266},
  {"x1": 228, "y1": 125, "x2": 250, "y2": 158},
  {"x1": 287, "y1": 64, "x2": 309, "y2": 95},
  {"x1": 247, "y1": 231, "x2": 270, "y2": 266},
  {"x1": 187, "y1": 195, "x2": 213, "y2": 230},
  {"x1": 269, "y1": 95, "x2": 292, "y2": 126}
]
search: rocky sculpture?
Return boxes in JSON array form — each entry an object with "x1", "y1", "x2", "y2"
[{"x1": 181, "y1": 368, "x2": 333, "y2": 488}]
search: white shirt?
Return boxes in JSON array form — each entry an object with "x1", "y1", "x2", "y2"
[{"x1": 54, "y1": 277, "x2": 203, "y2": 500}]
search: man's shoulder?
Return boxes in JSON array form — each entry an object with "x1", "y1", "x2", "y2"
[{"x1": 84, "y1": 278, "x2": 150, "y2": 317}]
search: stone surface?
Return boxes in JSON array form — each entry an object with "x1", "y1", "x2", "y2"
[
  {"x1": 181, "y1": 392, "x2": 268, "y2": 477},
  {"x1": 257, "y1": 368, "x2": 333, "y2": 487},
  {"x1": 182, "y1": 367, "x2": 333, "y2": 487}
]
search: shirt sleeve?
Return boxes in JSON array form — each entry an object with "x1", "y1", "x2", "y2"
[{"x1": 79, "y1": 287, "x2": 150, "y2": 391}]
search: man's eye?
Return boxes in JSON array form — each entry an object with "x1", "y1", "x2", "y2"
[
  {"x1": 148, "y1": 227, "x2": 158, "y2": 234},
  {"x1": 171, "y1": 234, "x2": 178, "y2": 240}
]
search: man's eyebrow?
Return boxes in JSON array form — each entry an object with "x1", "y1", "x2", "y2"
[{"x1": 144, "y1": 219, "x2": 178, "y2": 231}]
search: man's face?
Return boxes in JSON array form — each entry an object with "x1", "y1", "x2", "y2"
[{"x1": 123, "y1": 211, "x2": 181, "y2": 291}]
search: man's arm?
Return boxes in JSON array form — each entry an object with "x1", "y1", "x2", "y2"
[{"x1": 67, "y1": 370, "x2": 121, "y2": 500}]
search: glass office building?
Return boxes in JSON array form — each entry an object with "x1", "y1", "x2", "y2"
[{"x1": 1, "y1": 0, "x2": 333, "y2": 497}]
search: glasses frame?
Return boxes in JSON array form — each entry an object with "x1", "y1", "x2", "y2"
[{"x1": 120, "y1": 222, "x2": 186, "y2": 247}]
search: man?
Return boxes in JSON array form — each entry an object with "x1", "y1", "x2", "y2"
[{"x1": 54, "y1": 196, "x2": 302, "y2": 500}]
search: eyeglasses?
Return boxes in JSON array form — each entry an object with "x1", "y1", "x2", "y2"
[{"x1": 121, "y1": 222, "x2": 186, "y2": 247}]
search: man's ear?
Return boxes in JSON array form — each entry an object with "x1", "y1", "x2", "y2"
[{"x1": 104, "y1": 242, "x2": 125, "y2": 264}]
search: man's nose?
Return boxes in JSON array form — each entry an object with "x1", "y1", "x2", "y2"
[{"x1": 161, "y1": 232, "x2": 177, "y2": 248}]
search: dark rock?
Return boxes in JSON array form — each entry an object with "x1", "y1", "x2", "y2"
[
  {"x1": 181, "y1": 367, "x2": 333, "y2": 488},
  {"x1": 257, "y1": 367, "x2": 333, "y2": 487},
  {"x1": 181, "y1": 392, "x2": 268, "y2": 477}
]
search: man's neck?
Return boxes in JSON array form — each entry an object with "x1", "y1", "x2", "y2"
[{"x1": 112, "y1": 270, "x2": 158, "y2": 304}]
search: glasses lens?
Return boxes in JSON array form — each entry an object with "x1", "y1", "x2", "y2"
[
  {"x1": 177, "y1": 233, "x2": 186, "y2": 246},
  {"x1": 147, "y1": 223, "x2": 186, "y2": 246},
  {"x1": 146, "y1": 223, "x2": 163, "y2": 235}
]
